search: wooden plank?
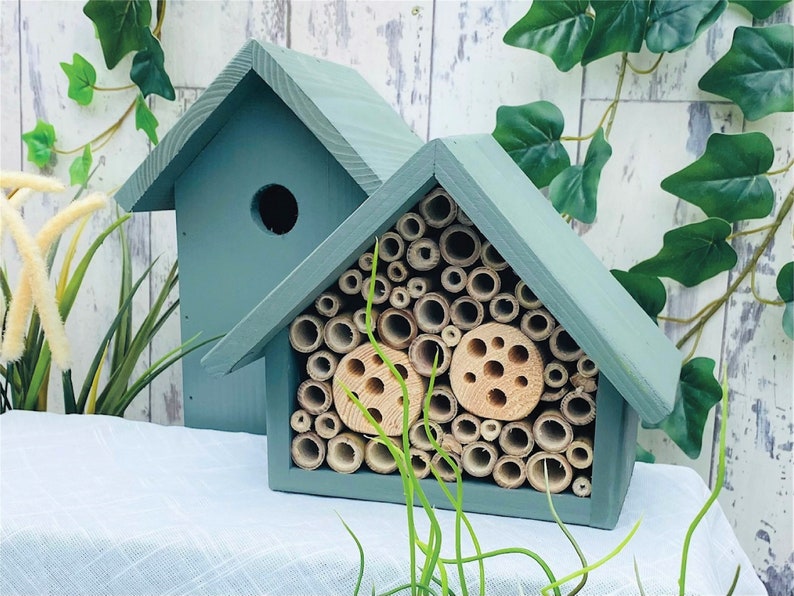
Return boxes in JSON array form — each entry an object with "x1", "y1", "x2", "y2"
[{"x1": 0, "y1": 0, "x2": 21, "y2": 172}]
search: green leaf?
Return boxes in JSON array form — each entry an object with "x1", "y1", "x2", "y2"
[
  {"x1": 660, "y1": 133, "x2": 775, "y2": 222},
  {"x1": 730, "y1": 0, "x2": 790, "y2": 19},
  {"x1": 548, "y1": 128, "x2": 612, "y2": 223},
  {"x1": 783, "y1": 302, "x2": 793, "y2": 339},
  {"x1": 83, "y1": 0, "x2": 152, "y2": 69},
  {"x1": 135, "y1": 94, "x2": 159, "y2": 144},
  {"x1": 611, "y1": 269, "x2": 666, "y2": 323},
  {"x1": 503, "y1": 1, "x2": 593, "y2": 72},
  {"x1": 631, "y1": 218, "x2": 737, "y2": 287},
  {"x1": 643, "y1": 358, "x2": 722, "y2": 458},
  {"x1": 21, "y1": 120, "x2": 56, "y2": 168},
  {"x1": 492, "y1": 101, "x2": 571, "y2": 188},
  {"x1": 635, "y1": 443, "x2": 656, "y2": 463},
  {"x1": 60, "y1": 53, "x2": 96, "y2": 106},
  {"x1": 68, "y1": 145, "x2": 93, "y2": 187},
  {"x1": 130, "y1": 28, "x2": 175, "y2": 100},
  {"x1": 646, "y1": 1, "x2": 727, "y2": 53},
  {"x1": 581, "y1": 0, "x2": 649, "y2": 65},
  {"x1": 778, "y1": 262, "x2": 793, "y2": 339},
  {"x1": 699, "y1": 25, "x2": 794, "y2": 121}
]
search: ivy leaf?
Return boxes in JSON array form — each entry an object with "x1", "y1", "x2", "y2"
[
  {"x1": 21, "y1": 120, "x2": 57, "y2": 168},
  {"x1": 699, "y1": 25, "x2": 794, "y2": 121},
  {"x1": 630, "y1": 218, "x2": 737, "y2": 287},
  {"x1": 643, "y1": 358, "x2": 722, "y2": 459},
  {"x1": 581, "y1": 0, "x2": 649, "y2": 65},
  {"x1": 60, "y1": 53, "x2": 96, "y2": 106},
  {"x1": 135, "y1": 94, "x2": 159, "y2": 144},
  {"x1": 503, "y1": 1, "x2": 593, "y2": 72},
  {"x1": 730, "y1": 0, "x2": 790, "y2": 19},
  {"x1": 492, "y1": 101, "x2": 571, "y2": 188},
  {"x1": 548, "y1": 128, "x2": 612, "y2": 223},
  {"x1": 69, "y1": 145, "x2": 93, "y2": 187},
  {"x1": 661, "y1": 133, "x2": 775, "y2": 222},
  {"x1": 778, "y1": 262, "x2": 793, "y2": 339},
  {"x1": 635, "y1": 443, "x2": 656, "y2": 463},
  {"x1": 130, "y1": 28, "x2": 175, "y2": 100},
  {"x1": 83, "y1": 0, "x2": 152, "y2": 69},
  {"x1": 611, "y1": 269, "x2": 666, "y2": 323},
  {"x1": 646, "y1": 1, "x2": 727, "y2": 53}
]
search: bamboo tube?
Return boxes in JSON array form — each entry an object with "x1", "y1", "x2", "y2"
[
  {"x1": 379, "y1": 231, "x2": 406, "y2": 262},
  {"x1": 543, "y1": 361, "x2": 569, "y2": 389},
  {"x1": 419, "y1": 187, "x2": 458, "y2": 228},
  {"x1": 427, "y1": 384, "x2": 458, "y2": 424},
  {"x1": 338, "y1": 269, "x2": 363, "y2": 296},
  {"x1": 541, "y1": 385, "x2": 570, "y2": 403},
  {"x1": 560, "y1": 390, "x2": 597, "y2": 425},
  {"x1": 332, "y1": 343, "x2": 426, "y2": 436},
  {"x1": 489, "y1": 293, "x2": 520, "y2": 324},
  {"x1": 361, "y1": 273, "x2": 392, "y2": 305},
  {"x1": 479, "y1": 241, "x2": 509, "y2": 271},
  {"x1": 456, "y1": 208, "x2": 473, "y2": 226},
  {"x1": 572, "y1": 476, "x2": 592, "y2": 497},
  {"x1": 451, "y1": 412, "x2": 481, "y2": 444},
  {"x1": 315, "y1": 291, "x2": 344, "y2": 317},
  {"x1": 498, "y1": 420, "x2": 535, "y2": 457},
  {"x1": 406, "y1": 238, "x2": 441, "y2": 271},
  {"x1": 493, "y1": 455, "x2": 527, "y2": 489},
  {"x1": 365, "y1": 437, "x2": 400, "y2": 474},
  {"x1": 315, "y1": 411, "x2": 343, "y2": 439},
  {"x1": 576, "y1": 355, "x2": 599, "y2": 378},
  {"x1": 548, "y1": 326, "x2": 584, "y2": 362},
  {"x1": 352, "y1": 307, "x2": 379, "y2": 334},
  {"x1": 297, "y1": 379, "x2": 333, "y2": 415},
  {"x1": 526, "y1": 452, "x2": 573, "y2": 494},
  {"x1": 413, "y1": 292, "x2": 451, "y2": 334},
  {"x1": 306, "y1": 350, "x2": 339, "y2": 381},
  {"x1": 359, "y1": 252, "x2": 375, "y2": 272},
  {"x1": 396, "y1": 211, "x2": 426, "y2": 241},
  {"x1": 389, "y1": 286, "x2": 411, "y2": 309},
  {"x1": 323, "y1": 315, "x2": 361, "y2": 354},
  {"x1": 439, "y1": 224, "x2": 482, "y2": 267},
  {"x1": 566, "y1": 436, "x2": 594, "y2": 470},
  {"x1": 408, "y1": 419, "x2": 443, "y2": 451},
  {"x1": 387, "y1": 260, "x2": 409, "y2": 283},
  {"x1": 289, "y1": 314, "x2": 324, "y2": 353},
  {"x1": 431, "y1": 452, "x2": 461, "y2": 483},
  {"x1": 441, "y1": 433, "x2": 463, "y2": 455},
  {"x1": 406, "y1": 276, "x2": 432, "y2": 299},
  {"x1": 461, "y1": 441, "x2": 498, "y2": 478},
  {"x1": 449, "y1": 322, "x2": 544, "y2": 421},
  {"x1": 441, "y1": 325, "x2": 461, "y2": 348},
  {"x1": 570, "y1": 373, "x2": 598, "y2": 393},
  {"x1": 449, "y1": 296, "x2": 484, "y2": 330},
  {"x1": 291, "y1": 432, "x2": 326, "y2": 471},
  {"x1": 440, "y1": 265, "x2": 468, "y2": 294},
  {"x1": 480, "y1": 419, "x2": 503, "y2": 442},
  {"x1": 290, "y1": 409, "x2": 313, "y2": 433},
  {"x1": 327, "y1": 432, "x2": 366, "y2": 474},
  {"x1": 378, "y1": 308, "x2": 418, "y2": 350},
  {"x1": 466, "y1": 266, "x2": 501, "y2": 302},
  {"x1": 533, "y1": 410, "x2": 574, "y2": 453},
  {"x1": 410, "y1": 448, "x2": 432, "y2": 479},
  {"x1": 520, "y1": 309, "x2": 556, "y2": 342},
  {"x1": 515, "y1": 280, "x2": 543, "y2": 309},
  {"x1": 408, "y1": 334, "x2": 452, "y2": 377}
]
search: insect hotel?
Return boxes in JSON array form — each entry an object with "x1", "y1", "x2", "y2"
[{"x1": 203, "y1": 136, "x2": 680, "y2": 529}]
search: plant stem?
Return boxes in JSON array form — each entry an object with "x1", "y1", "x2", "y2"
[
  {"x1": 53, "y1": 99, "x2": 136, "y2": 155},
  {"x1": 153, "y1": 0, "x2": 167, "y2": 38},
  {"x1": 676, "y1": 186, "x2": 794, "y2": 350},
  {"x1": 750, "y1": 267, "x2": 785, "y2": 306},
  {"x1": 93, "y1": 83, "x2": 137, "y2": 92},
  {"x1": 627, "y1": 53, "x2": 663, "y2": 75},
  {"x1": 767, "y1": 158, "x2": 794, "y2": 176},
  {"x1": 726, "y1": 223, "x2": 775, "y2": 240},
  {"x1": 605, "y1": 54, "x2": 628, "y2": 140}
]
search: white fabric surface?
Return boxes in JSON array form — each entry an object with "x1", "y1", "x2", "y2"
[{"x1": 0, "y1": 411, "x2": 766, "y2": 596}]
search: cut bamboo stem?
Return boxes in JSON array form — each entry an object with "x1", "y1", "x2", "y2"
[
  {"x1": 572, "y1": 475, "x2": 592, "y2": 497},
  {"x1": 327, "y1": 432, "x2": 366, "y2": 474},
  {"x1": 451, "y1": 412, "x2": 482, "y2": 444},
  {"x1": 439, "y1": 224, "x2": 482, "y2": 267},
  {"x1": 526, "y1": 452, "x2": 573, "y2": 494},
  {"x1": 576, "y1": 355, "x2": 599, "y2": 378},
  {"x1": 431, "y1": 452, "x2": 461, "y2": 483},
  {"x1": 359, "y1": 252, "x2": 375, "y2": 272},
  {"x1": 566, "y1": 436, "x2": 594, "y2": 470},
  {"x1": 297, "y1": 379, "x2": 333, "y2": 415},
  {"x1": 338, "y1": 269, "x2": 363, "y2": 296},
  {"x1": 389, "y1": 286, "x2": 411, "y2": 309},
  {"x1": 489, "y1": 293, "x2": 520, "y2": 324},
  {"x1": 408, "y1": 419, "x2": 443, "y2": 451},
  {"x1": 449, "y1": 296, "x2": 484, "y2": 330},
  {"x1": 352, "y1": 307, "x2": 379, "y2": 335},
  {"x1": 570, "y1": 373, "x2": 598, "y2": 393},
  {"x1": 548, "y1": 326, "x2": 584, "y2": 362},
  {"x1": 410, "y1": 448, "x2": 432, "y2": 479},
  {"x1": 396, "y1": 211, "x2": 426, "y2": 241},
  {"x1": 379, "y1": 231, "x2": 406, "y2": 262},
  {"x1": 461, "y1": 441, "x2": 498, "y2": 478},
  {"x1": 493, "y1": 455, "x2": 527, "y2": 489},
  {"x1": 408, "y1": 334, "x2": 452, "y2": 377},
  {"x1": 498, "y1": 420, "x2": 535, "y2": 457},
  {"x1": 520, "y1": 309, "x2": 556, "y2": 342},
  {"x1": 315, "y1": 410, "x2": 343, "y2": 439},
  {"x1": 560, "y1": 390, "x2": 597, "y2": 425},
  {"x1": 533, "y1": 410, "x2": 574, "y2": 453},
  {"x1": 377, "y1": 307, "x2": 418, "y2": 350},
  {"x1": 480, "y1": 419, "x2": 503, "y2": 442},
  {"x1": 480, "y1": 241, "x2": 509, "y2": 271},
  {"x1": 315, "y1": 291, "x2": 344, "y2": 317},
  {"x1": 457, "y1": 208, "x2": 473, "y2": 226},
  {"x1": 441, "y1": 433, "x2": 463, "y2": 455},
  {"x1": 289, "y1": 314, "x2": 325, "y2": 353},
  {"x1": 515, "y1": 280, "x2": 543, "y2": 309},
  {"x1": 365, "y1": 437, "x2": 400, "y2": 474},
  {"x1": 291, "y1": 432, "x2": 326, "y2": 471},
  {"x1": 290, "y1": 409, "x2": 313, "y2": 433},
  {"x1": 406, "y1": 276, "x2": 432, "y2": 299},
  {"x1": 541, "y1": 384, "x2": 570, "y2": 403},
  {"x1": 419, "y1": 187, "x2": 458, "y2": 228},
  {"x1": 441, "y1": 325, "x2": 461, "y2": 348},
  {"x1": 387, "y1": 260, "x2": 409, "y2": 283},
  {"x1": 360, "y1": 273, "x2": 392, "y2": 305},
  {"x1": 543, "y1": 361, "x2": 569, "y2": 389},
  {"x1": 440, "y1": 265, "x2": 468, "y2": 294},
  {"x1": 306, "y1": 349, "x2": 339, "y2": 381},
  {"x1": 413, "y1": 292, "x2": 451, "y2": 334},
  {"x1": 323, "y1": 315, "x2": 361, "y2": 354},
  {"x1": 427, "y1": 384, "x2": 459, "y2": 423},
  {"x1": 466, "y1": 266, "x2": 501, "y2": 302},
  {"x1": 407, "y1": 238, "x2": 441, "y2": 271}
]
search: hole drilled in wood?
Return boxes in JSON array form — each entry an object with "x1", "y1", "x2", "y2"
[
  {"x1": 394, "y1": 363, "x2": 408, "y2": 379},
  {"x1": 367, "y1": 408, "x2": 383, "y2": 424},
  {"x1": 483, "y1": 360, "x2": 504, "y2": 379},
  {"x1": 487, "y1": 388, "x2": 507, "y2": 407},
  {"x1": 464, "y1": 372, "x2": 476, "y2": 383},
  {"x1": 508, "y1": 344, "x2": 529, "y2": 364},
  {"x1": 467, "y1": 338, "x2": 486, "y2": 357},
  {"x1": 491, "y1": 336, "x2": 505, "y2": 349},
  {"x1": 347, "y1": 358, "x2": 365, "y2": 376},
  {"x1": 366, "y1": 377, "x2": 385, "y2": 395},
  {"x1": 252, "y1": 184, "x2": 298, "y2": 235},
  {"x1": 515, "y1": 376, "x2": 528, "y2": 387}
]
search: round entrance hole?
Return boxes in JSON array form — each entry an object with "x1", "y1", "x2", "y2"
[{"x1": 252, "y1": 184, "x2": 298, "y2": 234}]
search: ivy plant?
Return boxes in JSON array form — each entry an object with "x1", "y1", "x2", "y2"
[{"x1": 495, "y1": 0, "x2": 793, "y2": 458}]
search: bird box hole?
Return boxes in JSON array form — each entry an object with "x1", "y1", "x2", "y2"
[{"x1": 252, "y1": 184, "x2": 298, "y2": 235}]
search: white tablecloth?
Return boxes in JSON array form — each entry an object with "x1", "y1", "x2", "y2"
[{"x1": 0, "y1": 411, "x2": 766, "y2": 595}]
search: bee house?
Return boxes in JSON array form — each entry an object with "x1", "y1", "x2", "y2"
[{"x1": 203, "y1": 135, "x2": 680, "y2": 528}]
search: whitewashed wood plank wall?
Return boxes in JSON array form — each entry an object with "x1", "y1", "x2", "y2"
[{"x1": 1, "y1": 0, "x2": 791, "y2": 590}]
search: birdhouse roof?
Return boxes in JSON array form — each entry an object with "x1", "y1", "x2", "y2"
[
  {"x1": 201, "y1": 135, "x2": 680, "y2": 424},
  {"x1": 115, "y1": 39, "x2": 422, "y2": 212}
]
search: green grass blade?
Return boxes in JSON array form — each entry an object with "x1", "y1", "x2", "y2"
[
  {"x1": 337, "y1": 513, "x2": 365, "y2": 596},
  {"x1": 438, "y1": 548, "x2": 559, "y2": 595},
  {"x1": 61, "y1": 369, "x2": 76, "y2": 414},
  {"x1": 634, "y1": 557, "x2": 646, "y2": 596},
  {"x1": 725, "y1": 565, "x2": 740, "y2": 596},
  {"x1": 22, "y1": 342, "x2": 50, "y2": 410},
  {"x1": 110, "y1": 216, "x2": 133, "y2": 372}
]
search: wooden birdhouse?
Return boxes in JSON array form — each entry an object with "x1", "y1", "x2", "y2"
[
  {"x1": 114, "y1": 40, "x2": 421, "y2": 434},
  {"x1": 202, "y1": 135, "x2": 680, "y2": 529}
]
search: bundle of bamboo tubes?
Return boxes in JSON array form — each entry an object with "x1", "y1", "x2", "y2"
[{"x1": 287, "y1": 186, "x2": 599, "y2": 496}]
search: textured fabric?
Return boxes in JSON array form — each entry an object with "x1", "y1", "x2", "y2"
[{"x1": 0, "y1": 411, "x2": 765, "y2": 595}]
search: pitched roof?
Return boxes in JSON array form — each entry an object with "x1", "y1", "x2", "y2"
[
  {"x1": 115, "y1": 39, "x2": 422, "y2": 212},
  {"x1": 201, "y1": 135, "x2": 680, "y2": 424}
]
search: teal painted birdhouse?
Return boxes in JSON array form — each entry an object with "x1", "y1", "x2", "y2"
[
  {"x1": 115, "y1": 40, "x2": 422, "y2": 434},
  {"x1": 202, "y1": 135, "x2": 680, "y2": 528}
]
